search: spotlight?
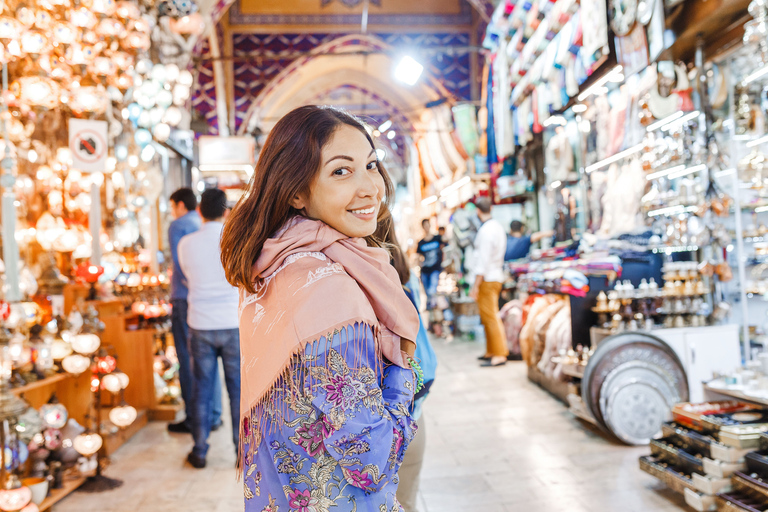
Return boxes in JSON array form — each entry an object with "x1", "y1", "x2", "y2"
[{"x1": 395, "y1": 56, "x2": 423, "y2": 86}]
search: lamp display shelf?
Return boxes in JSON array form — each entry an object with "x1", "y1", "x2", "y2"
[
  {"x1": 101, "y1": 407, "x2": 147, "y2": 456},
  {"x1": 10, "y1": 374, "x2": 69, "y2": 396},
  {"x1": 39, "y1": 475, "x2": 87, "y2": 512}
]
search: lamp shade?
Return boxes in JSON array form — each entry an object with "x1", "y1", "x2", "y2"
[
  {"x1": 0, "y1": 487, "x2": 31, "y2": 511},
  {"x1": 101, "y1": 373, "x2": 122, "y2": 393},
  {"x1": 50, "y1": 340, "x2": 72, "y2": 360},
  {"x1": 109, "y1": 405, "x2": 136, "y2": 428},
  {"x1": 39, "y1": 403, "x2": 68, "y2": 429},
  {"x1": 12, "y1": 76, "x2": 60, "y2": 110},
  {"x1": 116, "y1": 371, "x2": 129, "y2": 389},
  {"x1": 94, "y1": 355, "x2": 117, "y2": 374},
  {"x1": 0, "y1": 16, "x2": 24, "y2": 40},
  {"x1": 71, "y1": 333, "x2": 100, "y2": 355},
  {"x1": 61, "y1": 354, "x2": 90, "y2": 375},
  {"x1": 73, "y1": 433, "x2": 102, "y2": 456}
]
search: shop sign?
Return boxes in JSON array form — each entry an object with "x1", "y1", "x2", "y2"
[{"x1": 68, "y1": 119, "x2": 108, "y2": 173}]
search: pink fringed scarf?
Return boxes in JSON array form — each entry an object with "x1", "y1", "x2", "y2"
[{"x1": 237, "y1": 217, "x2": 419, "y2": 470}]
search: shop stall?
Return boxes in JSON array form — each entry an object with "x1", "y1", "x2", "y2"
[
  {"x1": 0, "y1": 0, "x2": 211, "y2": 504},
  {"x1": 462, "y1": 0, "x2": 768, "y2": 454}
]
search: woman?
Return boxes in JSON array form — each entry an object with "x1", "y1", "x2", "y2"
[
  {"x1": 221, "y1": 105, "x2": 422, "y2": 512},
  {"x1": 374, "y1": 213, "x2": 437, "y2": 512}
]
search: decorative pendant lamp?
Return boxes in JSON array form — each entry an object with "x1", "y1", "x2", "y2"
[
  {"x1": 71, "y1": 333, "x2": 100, "y2": 355},
  {"x1": 72, "y1": 432, "x2": 102, "y2": 457},
  {"x1": 108, "y1": 405, "x2": 136, "y2": 428},
  {"x1": 61, "y1": 354, "x2": 90, "y2": 375}
]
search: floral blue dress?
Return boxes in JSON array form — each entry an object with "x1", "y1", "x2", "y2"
[{"x1": 242, "y1": 324, "x2": 417, "y2": 512}]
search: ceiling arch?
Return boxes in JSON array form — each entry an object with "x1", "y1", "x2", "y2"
[{"x1": 237, "y1": 34, "x2": 452, "y2": 135}]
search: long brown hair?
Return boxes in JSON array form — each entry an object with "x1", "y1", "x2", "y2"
[
  {"x1": 221, "y1": 105, "x2": 395, "y2": 293},
  {"x1": 374, "y1": 209, "x2": 410, "y2": 286}
]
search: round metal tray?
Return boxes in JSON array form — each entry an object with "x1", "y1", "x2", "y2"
[
  {"x1": 581, "y1": 332, "x2": 688, "y2": 435},
  {"x1": 603, "y1": 379, "x2": 674, "y2": 445}
]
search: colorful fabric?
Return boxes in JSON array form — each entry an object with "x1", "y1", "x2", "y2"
[
  {"x1": 239, "y1": 217, "x2": 420, "y2": 476},
  {"x1": 242, "y1": 324, "x2": 417, "y2": 511}
]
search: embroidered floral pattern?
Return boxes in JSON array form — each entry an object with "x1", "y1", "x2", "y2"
[
  {"x1": 291, "y1": 417, "x2": 335, "y2": 457},
  {"x1": 243, "y1": 326, "x2": 417, "y2": 512}
]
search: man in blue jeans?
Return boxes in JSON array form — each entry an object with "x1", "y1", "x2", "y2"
[
  {"x1": 168, "y1": 187, "x2": 222, "y2": 434},
  {"x1": 178, "y1": 188, "x2": 240, "y2": 468},
  {"x1": 416, "y1": 218, "x2": 444, "y2": 309}
]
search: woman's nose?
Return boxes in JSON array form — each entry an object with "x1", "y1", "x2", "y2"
[{"x1": 358, "y1": 168, "x2": 381, "y2": 197}]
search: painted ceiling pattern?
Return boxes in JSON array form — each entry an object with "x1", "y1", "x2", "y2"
[
  {"x1": 191, "y1": 0, "x2": 486, "y2": 135},
  {"x1": 309, "y1": 83, "x2": 410, "y2": 165},
  {"x1": 223, "y1": 32, "x2": 471, "y2": 133}
]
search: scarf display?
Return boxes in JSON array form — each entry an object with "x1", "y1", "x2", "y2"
[{"x1": 237, "y1": 216, "x2": 420, "y2": 472}]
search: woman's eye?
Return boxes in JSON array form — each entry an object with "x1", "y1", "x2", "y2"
[
  {"x1": 366, "y1": 161, "x2": 378, "y2": 171},
  {"x1": 333, "y1": 167, "x2": 351, "y2": 176}
]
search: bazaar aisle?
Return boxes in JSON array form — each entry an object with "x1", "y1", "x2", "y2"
[{"x1": 52, "y1": 336, "x2": 685, "y2": 512}]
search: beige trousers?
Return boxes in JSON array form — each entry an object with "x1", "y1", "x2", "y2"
[{"x1": 397, "y1": 414, "x2": 426, "y2": 512}]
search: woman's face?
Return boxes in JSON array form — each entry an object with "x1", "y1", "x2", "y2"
[{"x1": 294, "y1": 125, "x2": 385, "y2": 238}]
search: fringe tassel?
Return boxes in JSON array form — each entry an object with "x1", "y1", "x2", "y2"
[{"x1": 237, "y1": 321, "x2": 383, "y2": 480}]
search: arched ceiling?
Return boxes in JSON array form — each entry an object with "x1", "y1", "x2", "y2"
[
  {"x1": 191, "y1": 0, "x2": 493, "y2": 136},
  {"x1": 189, "y1": 0, "x2": 491, "y2": 193}
]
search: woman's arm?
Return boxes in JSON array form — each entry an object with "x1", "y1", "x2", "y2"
[{"x1": 303, "y1": 323, "x2": 417, "y2": 493}]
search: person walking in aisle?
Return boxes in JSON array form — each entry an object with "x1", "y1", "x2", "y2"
[
  {"x1": 178, "y1": 188, "x2": 240, "y2": 469},
  {"x1": 167, "y1": 188, "x2": 223, "y2": 434},
  {"x1": 416, "y1": 218, "x2": 444, "y2": 309},
  {"x1": 471, "y1": 196, "x2": 509, "y2": 367},
  {"x1": 220, "y1": 105, "x2": 421, "y2": 511}
]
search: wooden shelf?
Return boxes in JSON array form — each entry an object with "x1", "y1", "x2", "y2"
[
  {"x1": 103, "y1": 409, "x2": 148, "y2": 456},
  {"x1": 39, "y1": 475, "x2": 87, "y2": 512},
  {"x1": 10, "y1": 373, "x2": 69, "y2": 396},
  {"x1": 148, "y1": 402, "x2": 183, "y2": 422}
]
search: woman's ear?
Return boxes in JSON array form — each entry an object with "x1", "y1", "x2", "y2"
[{"x1": 289, "y1": 193, "x2": 306, "y2": 211}]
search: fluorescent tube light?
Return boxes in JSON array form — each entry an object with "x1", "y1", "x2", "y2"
[
  {"x1": 660, "y1": 111, "x2": 700, "y2": 132},
  {"x1": 645, "y1": 112, "x2": 683, "y2": 132},
  {"x1": 585, "y1": 143, "x2": 644, "y2": 173},
  {"x1": 646, "y1": 165, "x2": 685, "y2": 181},
  {"x1": 747, "y1": 134, "x2": 768, "y2": 148},
  {"x1": 577, "y1": 65, "x2": 623, "y2": 101}
]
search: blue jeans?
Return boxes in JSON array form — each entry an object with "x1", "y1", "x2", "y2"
[
  {"x1": 189, "y1": 328, "x2": 241, "y2": 459},
  {"x1": 171, "y1": 300, "x2": 222, "y2": 427},
  {"x1": 420, "y1": 269, "x2": 441, "y2": 308}
]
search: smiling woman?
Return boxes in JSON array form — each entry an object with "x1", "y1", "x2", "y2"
[
  {"x1": 220, "y1": 105, "x2": 421, "y2": 512},
  {"x1": 290, "y1": 125, "x2": 386, "y2": 239}
]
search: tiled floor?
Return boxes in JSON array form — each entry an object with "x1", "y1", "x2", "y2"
[{"x1": 53, "y1": 336, "x2": 687, "y2": 512}]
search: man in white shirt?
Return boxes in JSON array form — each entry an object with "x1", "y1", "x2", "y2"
[
  {"x1": 178, "y1": 188, "x2": 240, "y2": 468},
  {"x1": 469, "y1": 197, "x2": 509, "y2": 367}
]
